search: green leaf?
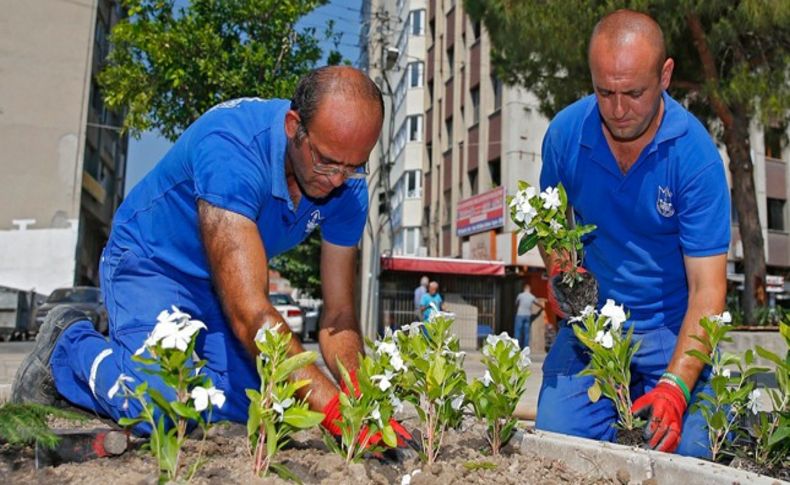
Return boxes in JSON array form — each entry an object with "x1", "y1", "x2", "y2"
[
  {"x1": 270, "y1": 463, "x2": 303, "y2": 484},
  {"x1": 282, "y1": 408, "x2": 325, "y2": 429},
  {"x1": 171, "y1": 401, "x2": 200, "y2": 421},
  {"x1": 518, "y1": 231, "x2": 539, "y2": 255},
  {"x1": 274, "y1": 351, "x2": 318, "y2": 382},
  {"x1": 587, "y1": 381, "x2": 602, "y2": 403}
]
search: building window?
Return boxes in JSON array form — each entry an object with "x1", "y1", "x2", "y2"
[
  {"x1": 472, "y1": 20, "x2": 481, "y2": 40},
  {"x1": 445, "y1": 117, "x2": 453, "y2": 147},
  {"x1": 765, "y1": 124, "x2": 787, "y2": 160},
  {"x1": 408, "y1": 62, "x2": 424, "y2": 88},
  {"x1": 468, "y1": 168, "x2": 478, "y2": 195},
  {"x1": 408, "y1": 115, "x2": 423, "y2": 142},
  {"x1": 446, "y1": 47, "x2": 454, "y2": 77},
  {"x1": 405, "y1": 170, "x2": 422, "y2": 198},
  {"x1": 488, "y1": 158, "x2": 501, "y2": 187},
  {"x1": 491, "y1": 75, "x2": 502, "y2": 111},
  {"x1": 405, "y1": 227, "x2": 420, "y2": 254},
  {"x1": 768, "y1": 198, "x2": 786, "y2": 231},
  {"x1": 444, "y1": 190, "x2": 452, "y2": 224},
  {"x1": 470, "y1": 87, "x2": 480, "y2": 125},
  {"x1": 409, "y1": 9, "x2": 425, "y2": 36}
]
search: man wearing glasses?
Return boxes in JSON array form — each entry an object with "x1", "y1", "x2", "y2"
[{"x1": 14, "y1": 66, "x2": 412, "y2": 446}]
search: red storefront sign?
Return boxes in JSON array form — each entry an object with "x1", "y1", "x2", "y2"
[{"x1": 456, "y1": 186, "x2": 505, "y2": 237}]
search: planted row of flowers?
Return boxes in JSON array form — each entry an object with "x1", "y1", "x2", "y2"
[{"x1": 110, "y1": 307, "x2": 533, "y2": 483}]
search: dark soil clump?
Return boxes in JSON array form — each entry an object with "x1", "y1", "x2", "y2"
[
  {"x1": 551, "y1": 271, "x2": 599, "y2": 317},
  {"x1": 615, "y1": 427, "x2": 645, "y2": 447},
  {"x1": 728, "y1": 456, "x2": 790, "y2": 482}
]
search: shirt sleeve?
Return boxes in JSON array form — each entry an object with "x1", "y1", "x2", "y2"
[
  {"x1": 321, "y1": 179, "x2": 369, "y2": 247},
  {"x1": 677, "y1": 161, "x2": 731, "y2": 256},
  {"x1": 190, "y1": 131, "x2": 269, "y2": 222},
  {"x1": 540, "y1": 125, "x2": 562, "y2": 191}
]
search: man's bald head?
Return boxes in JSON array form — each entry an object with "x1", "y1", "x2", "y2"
[
  {"x1": 291, "y1": 66, "x2": 384, "y2": 134},
  {"x1": 589, "y1": 9, "x2": 666, "y2": 75}
]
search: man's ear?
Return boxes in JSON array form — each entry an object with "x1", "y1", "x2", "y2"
[
  {"x1": 284, "y1": 110, "x2": 300, "y2": 138},
  {"x1": 660, "y1": 58, "x2": 674, "y2": 91}
]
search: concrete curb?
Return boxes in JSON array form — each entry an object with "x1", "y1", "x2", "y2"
[{"x1": 517, "y1": 429, "x2": 787, "y2": 485}]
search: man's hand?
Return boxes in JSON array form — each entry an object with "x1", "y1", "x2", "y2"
[
  {"x1": 547, "y1": 265, "x2": 590, "y2": 318},
  {"x1": 320, "y1": 371, "x2": 415, "y2": 449},
  {"x1": 631, "y1": 380, "x2": 688, "y2": 453}
]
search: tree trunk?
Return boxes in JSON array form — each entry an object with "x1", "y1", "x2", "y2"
[{"x1": 723, "y1": 107, "x2": 767, "y2": 321}]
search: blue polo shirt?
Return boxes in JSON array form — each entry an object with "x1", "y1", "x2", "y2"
[
  {"x1": 110, "y1": 98, "x2": 368, "y2": 280},
  {"x1": 540, "y1": 92, "x2": 730, "y2": 331}
]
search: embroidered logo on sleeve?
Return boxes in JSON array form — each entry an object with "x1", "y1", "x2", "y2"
[
  {"x1": 656, "y1": 186, "x2": 675, "y2": 217},
  {"x1": 305, "y1": 210, "x2": 323, "y2": 234}
]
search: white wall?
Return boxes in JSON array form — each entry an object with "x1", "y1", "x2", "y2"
[{"x1": 0, "y1": 222, "x2": 78, "y2": 295}]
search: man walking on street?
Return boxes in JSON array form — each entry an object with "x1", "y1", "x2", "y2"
[
  {"x1": 514, "y1": 282, "x2": 542, "y2": 349},
  {"x1": 413, "y1": 275, "x2": 429, "y2": 320}
]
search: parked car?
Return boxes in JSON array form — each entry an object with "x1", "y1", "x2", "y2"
[
  {"x1": 269, "y1": 293, "x2": 304, "y2": 336},
  {"x1": 33, "y1": 286, "x2": 108, "y2": 336}
]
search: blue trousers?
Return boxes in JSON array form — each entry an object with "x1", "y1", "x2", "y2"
[
  {"x1": 535, "y1": 325, "x2": 713, "y2": 458},
  {"x1": 514, "y1": 314, "x2": 531, "y2": 348},
  {"x1": 50, "y1": 246, "x2": 260, "y2": 433}
]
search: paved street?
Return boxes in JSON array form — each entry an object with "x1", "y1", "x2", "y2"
[{"x1": 0, "y1": 340, "x2": 544, "y2": 420}]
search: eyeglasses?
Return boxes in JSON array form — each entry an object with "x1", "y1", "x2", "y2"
[{"x1": 302, "y1": 125, "x2": 369, "y2": 180}]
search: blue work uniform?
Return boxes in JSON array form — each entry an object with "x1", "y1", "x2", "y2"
[
  {"x1": 50, "y1": 98, "x2": 368, "y2": 430},
  {"x1": 420, "y1": 293, "x2": 443, "y2": 321},
  {"x1": 536, "y1": 92, "x2": 730, "y2": 458}
]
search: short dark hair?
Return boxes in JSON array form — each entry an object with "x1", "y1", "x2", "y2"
[{"x1": 290, "y1": 66, "x2": 385, "y2": 130}]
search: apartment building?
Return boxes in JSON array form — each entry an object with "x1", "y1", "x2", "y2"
[{"x1": 0, "y1": 0, "x2": 128, "y2": 295}]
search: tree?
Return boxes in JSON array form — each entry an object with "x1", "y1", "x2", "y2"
[
  {"x1": 100, "y1": 0, "x2": 339, "y2": 141},
  {"x1": 465, "y1": 0, "x2": 790, "y2": 320},
  {"x1": 101, "y1": 0, "x2": 344, "y2": 294}
]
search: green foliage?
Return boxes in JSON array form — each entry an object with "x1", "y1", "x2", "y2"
[
  {"x1": 100, "y1": 0, "x2": 339, "y2": 140},
  {"x1": 0, "y1": 403, "x2": 86, "y2": 449},
  {"x1": 507, "y1": 182, "x2": 595, "y2": 277},
  {"x1": 571, "y1": 300, "x2": 644, "y2": 432},
  {"x1": 114, "y1": 307, "x2": 224, "y2": 483},
  {"x1": 247, "y1": 322, "x2": 323, "y2": 477},
  {"x1": 465, "y1": 333, "x2": 531, "y2": 455},
  {"x1": 270, "y1": 230, "x2": 323, "y2": 298},
  {"x1": 322, "y1": 352, "x2": 402, "y2": 463},
  {"x1": 390, "y1": 315, "x2": 467, "y2": 465},
  {"x1": 686, "y1": 313, "x2": 767, "y2": 462}
]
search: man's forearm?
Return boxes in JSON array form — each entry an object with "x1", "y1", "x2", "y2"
[{"x1": 317, "y1": 311, "x2": 363, "y2": 380}]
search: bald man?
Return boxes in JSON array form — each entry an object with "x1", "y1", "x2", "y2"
[
  {"x1": 538, "y1": 10, "x2": 729, "y2": 458},
  {"x1": 14, "y1": 66, "x2": 411, "y2": 445}
]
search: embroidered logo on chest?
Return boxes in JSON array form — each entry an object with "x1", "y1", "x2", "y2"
[
  {"x1": 305, "y1": 210, "x2": 323, "y2": 234},
  {"x1": 656, "y1": 186, "x2": 675, "y2": 217}
]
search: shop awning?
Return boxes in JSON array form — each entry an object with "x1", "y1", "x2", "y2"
[{"x1": 380, "y1": 255, "x2": 505, "y2": 276}]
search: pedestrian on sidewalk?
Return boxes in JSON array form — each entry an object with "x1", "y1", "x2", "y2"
[
  {"x1": 413, "y1": 275, "x2": 429, "y2": 321},
  {"x1": 514, "y1": 282, "x2": 543, "y2": 349}
]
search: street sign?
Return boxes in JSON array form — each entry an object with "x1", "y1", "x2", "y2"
[{"x1": 456, "y1": 186, "x2": 505, "y2": 237}]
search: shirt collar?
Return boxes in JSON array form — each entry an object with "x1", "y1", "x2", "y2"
[{"x1": 580, "y1": 91, "x2": 688, "y2": 149}]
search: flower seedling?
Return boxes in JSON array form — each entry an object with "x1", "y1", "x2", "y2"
[
  {"x1": 323, "y1": 349, "x2": 403, "y2": 463},
  {"x1": 508, "y1": 181, "x2": 595, "y2": 284},
  {"x1": 246, "y1": 322, "x2": 324, "y2": 479},
  {"x1": 686, "y1": 312, "x2": 767, "y2": 462},
  {"x1": 111, "y1": 306, "x2": 225, "y2": 483},
  {"x1": 571, "y1": 300, "x2": 644, "y2": 434},
  {"x1": 392, "y1": 314, "x2": 467, "y2": 464},
  {"x1": 465, "y1": 332, "x2": 531, "y2": 455}
]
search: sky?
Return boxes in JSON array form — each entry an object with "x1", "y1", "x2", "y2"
[{"x1": 124, "y1": 0, "x2": 364, "y2": 195}]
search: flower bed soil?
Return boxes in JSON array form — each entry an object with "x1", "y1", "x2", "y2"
[{"x1": 2, "y1": 415, "x2": 614, "y2": 485}]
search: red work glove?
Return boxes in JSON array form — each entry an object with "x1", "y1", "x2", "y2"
[
  {"x1": 320, "y1": 370, "x2": 413, "y2": 449},
  {"x1": 631, "y1": 381, "x2": 688, "y2": 453},
  {"x1": 547, "y1": 265, "x2": 589, "y2": 319}
]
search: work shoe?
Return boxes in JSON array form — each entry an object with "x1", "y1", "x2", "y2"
[{"x1": 11, "y1": 306, "x2": 91, "y2": 407}]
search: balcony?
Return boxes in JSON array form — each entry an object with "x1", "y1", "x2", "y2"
[
  {"x1": 488, "y1": 111, "x2": 502, "y2": 161},
  {"x1": 768, "y1": 231, "x2": 790, "y2": 268}
]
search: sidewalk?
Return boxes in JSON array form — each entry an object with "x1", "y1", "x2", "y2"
[{"x1": 0, "y1": 340, "x2": 545, "y2": 418}]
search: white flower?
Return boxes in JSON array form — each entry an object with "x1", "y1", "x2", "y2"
[
  {"x1": 451, "y1": 394, "x2": 464, "y2": 410},
  {"x1": 370, "y1": 405, "x2": 383, "y2": 427},
  {"x1": 481, "y1": 370, "x2": 493, "y2": 387},
  {"x1": 404, "y1": 322, "x2": 422, "y2": 336},
  {"x1": 371, "y1": 370, "x2": 395, "y2": 391},
  {"x1": 721, "y1": 368, "x2": 731, "y2": 378},
  {"x1": 710, "y1": 312, "x2": 733, "y2": 325},
  {"x1": 376, "y1": 340, "x2": 398, "y2": 357},
  {"x1": 107, "y1": 373, "x2": 134, "y2": 400},
  {"x1": 515, "y1": 203, "x2": 538, "y2": 226},
  {"x1": 272, "y1": 396, "x2": 295, "y2": 420},
  {"x1": 255, "y1": 322, "x2": 282, "y2": 344},
  {"x1": 390, "y1": 394, "x2": 404, "y2": 414},
  {"x1": 747, "y1": 389, "x2": 762, "y2": 415},
  {"x1": 540, "y1": 187, "x2": 561, "y2": 210},
  {"x1": 518, "y1": 347, "x2": 532, "y2": 370},
  {"x1": 569, "y1": 305, "x2": 596, "y2": 323},
  {"x1": 191, "y1": 386, "x2": 226, "y2": 412},
  {"x1": 595, "y1": 330, "x2": 614, "y2": 349},
  {"x1": 135, "y1": 307, "x2": 207, "y2": 355},
  {"x1": 390, "y1": 352, "x2": 407, "y2": 372},
  {"x1": 549, "y1": 219, "x2": 563, "y2": 233},
  {"x1": 600, "y1": 299, "x2": 626, "y2": 330}
]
